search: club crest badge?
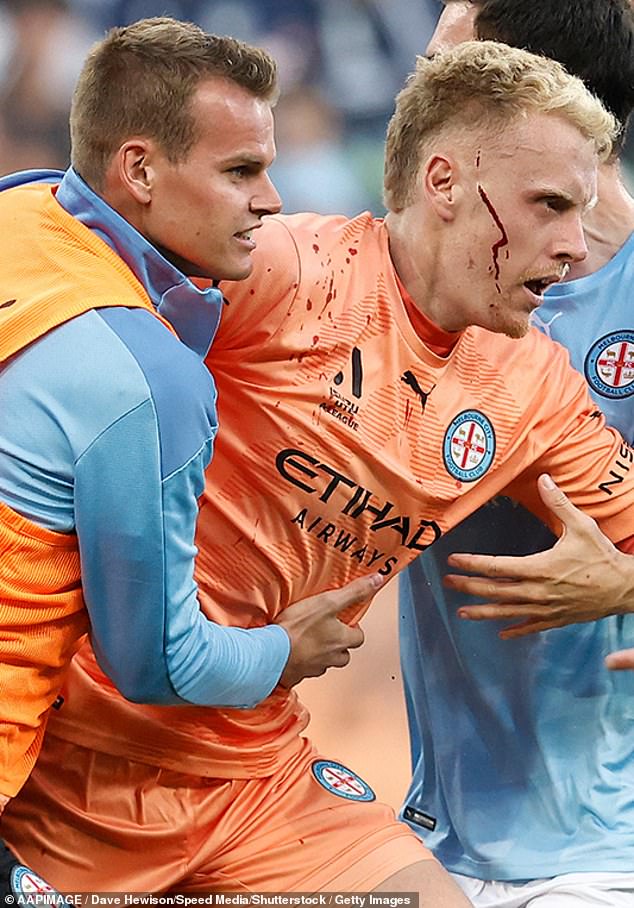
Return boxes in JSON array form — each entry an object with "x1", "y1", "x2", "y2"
[
  {"x1": 311, "y1": 760, "x2": 376, "y2": 801},
  {"x1": 10, "y1": 864, "x2": 61, "y2": 896},
  {"x1": 443, "y1": 410, "x2": 496, "y2": 482},
  {"x1": 584, "y1": 331, "x2": 634, "y2": 399}
]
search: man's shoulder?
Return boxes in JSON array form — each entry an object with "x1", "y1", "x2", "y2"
[
  {"x1": 462, "y1": 324, "x2": 585, "y2": 408},
  {"x1": 9, "y1": 307, "x2": 215, "y2": 470},
  {"x1": 259, "y1": 210, "x2": 379, "y2": 260},
  {"x1": 92, "y1": 306, "x2": 215, "y2": 404},
  {"x1": 466, "y1": 323, "x2": 570, "y2": 366},
  {"x1": 13, "y1": 306, "x2": 212, "y2": 413},
  {"x1": 217, "y1": 211, "x2": 383, "y2": 346}
]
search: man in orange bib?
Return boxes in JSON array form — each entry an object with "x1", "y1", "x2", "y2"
[{"x1": 0, "y1": 16, "x2": 385, "y2": 901}]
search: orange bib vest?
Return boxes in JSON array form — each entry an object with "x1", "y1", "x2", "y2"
[{"x1": 0, "y1": 182, "x2": 173, "y2": 796}]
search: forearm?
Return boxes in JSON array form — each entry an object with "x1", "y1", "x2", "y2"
[{"x1": 77, "y1": 406, "x2": 290, "y2": 708}]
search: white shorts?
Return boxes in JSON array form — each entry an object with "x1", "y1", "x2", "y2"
[{"x1": 453, "y1": 871, "x2": 634, "y2": 907}]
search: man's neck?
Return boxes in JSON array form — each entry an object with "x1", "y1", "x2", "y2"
[
  {"x1": 569, "y1": 159, "x2": 634, "y2": 279},
  {"x1": 385, "y1": 210, "x2": 451, "y2": 329}
]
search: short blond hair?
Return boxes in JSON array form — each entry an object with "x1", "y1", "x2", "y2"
[
  {"x1": 71, "y1": 17, "x2": 278, "y2": 191},
  {"x1": 384, "y1": 40, "x2": 618, "y2": 211}
]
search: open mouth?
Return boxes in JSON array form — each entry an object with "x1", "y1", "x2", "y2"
[{"x1": 523, "y1": 276, "x2": 560, "y2": 298}]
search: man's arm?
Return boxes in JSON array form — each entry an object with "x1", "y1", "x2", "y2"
[
  {"x1": 0, "y1": 309, "x2": 372, "y2": 710},
  {"x1": 78, "y1": 388, "x2": 373, "y2": 704},
  {"x1": 78, "y1": 308, "x2": 377, "y2": 706},
  {"x1": 444, "y1": 473, "x2": 634, "y2": 638}
]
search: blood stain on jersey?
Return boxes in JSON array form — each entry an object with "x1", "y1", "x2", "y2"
[{"x1": 400, "y1": 370, "x2": 435, "y2": 413}]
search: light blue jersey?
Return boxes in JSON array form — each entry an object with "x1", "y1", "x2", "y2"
[{"x1": 400, "y1": 231, "x2": 634, "y2": 880}]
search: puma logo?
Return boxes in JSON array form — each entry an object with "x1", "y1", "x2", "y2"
[
  {"x1": 401, "y1": 370, "x2": 435, "y2": 413},
  {"x1": 530, "y1": 309, "x2": 563, "y2": 339}
]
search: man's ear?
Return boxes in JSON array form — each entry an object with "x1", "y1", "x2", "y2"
[
  {"x1": 115, "y1": 139, "x2": 156, "y2": 205},
  {"x1": 422, "y1": 153, "x2": 461, "y2": 221}
]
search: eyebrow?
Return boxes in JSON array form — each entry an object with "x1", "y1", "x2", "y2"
[{"x1": 223, "y1": 154, "x2": 267, "y2": 169}]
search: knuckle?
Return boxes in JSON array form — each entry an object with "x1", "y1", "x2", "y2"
[{"x1": 324, "y1": 592, "x2": 338, "y2": 609}]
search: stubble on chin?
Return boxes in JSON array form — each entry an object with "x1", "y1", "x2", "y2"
[
  {"x1": 502, "y1": 317, "x2": 531, "y2": 340},
  {"x1": 488, "y1": 297, "x2": 531, "y2": 340}
]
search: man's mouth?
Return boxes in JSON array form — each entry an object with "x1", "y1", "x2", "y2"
[
  {"x1": 523, "y1": 273, "x2": 564, "y2": 298},
  {"x1": 234, "y1": 229, "x2": 254, "y2": 242}
]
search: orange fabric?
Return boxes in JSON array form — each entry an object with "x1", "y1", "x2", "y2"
[
  {"x1": 2, "y1": 734, "x2": 432, "y2": 893},
  {"x1": 619, "y1": 534, "x2": 634, "y2": 553},
  {"x1": 48, "y1": 211, "x2": 634, "y2": 783},
  {"x1": 0, "y1": 183, "x2": 172, "y2": 796},
  {"x1": 395, "y1": 272, "x2": 460, "y2": 357},
  {"x1": 0, "y1": 183, "x2": 173, "y2": 359},
  {"x1": 0, "y1": 502, "x2": 86, "y2": 797}
]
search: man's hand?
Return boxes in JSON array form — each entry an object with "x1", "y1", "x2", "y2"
[
  {"x1": 444, "y1": 474, "x2": 634, "y2": 639},
  {"x1": 275, "y1": 573, "x2": 385, "y2": 688}
]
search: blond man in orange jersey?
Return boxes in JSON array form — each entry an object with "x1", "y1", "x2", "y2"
[{"x1": 4, "y1": 41, "x2": 634, "y2": 902}]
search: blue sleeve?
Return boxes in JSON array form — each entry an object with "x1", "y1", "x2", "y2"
[
  {"x1": 0, "y1": 308, "x2": 290, "y2": 707},
  {"x1": 75, "y1": 397, "x2": 290, "y2": 707}
]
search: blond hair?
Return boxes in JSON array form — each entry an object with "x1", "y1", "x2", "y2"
[
  {"x1": 71, "y1": 17, "x2": 278, "y2": 190},
  {"x1": 384, "y1": 40, "x2": 618, "y2": 211}
]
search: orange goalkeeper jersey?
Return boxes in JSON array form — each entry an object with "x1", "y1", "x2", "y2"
[{"x1": 52, "y1": 212, "x2": 634, "y2": 778}]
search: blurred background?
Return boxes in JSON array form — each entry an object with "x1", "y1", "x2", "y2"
[
  {"x1": 4, "y1": 0, "x2": 631, "y2": 200},
  {"x1": 0, "y1": 0, "x2": 439, "y2": 216},
  {"x1": 5, "y1": 0, "x2": 632, "y2": 811}
]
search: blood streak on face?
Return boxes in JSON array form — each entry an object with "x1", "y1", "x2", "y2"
[{"x1": 477, "y1": 185, "x2": 509, "y2": 289}]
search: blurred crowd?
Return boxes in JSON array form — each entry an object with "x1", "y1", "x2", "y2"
[
  {"x1": 0, "y1": 0, "x2": 442, "y2": 215},
  {"x1": 2, "y1": 0, "x2": 632, "y2": 214}
]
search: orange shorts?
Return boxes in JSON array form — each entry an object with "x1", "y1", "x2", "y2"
[{"x1": 1, "y1": 734, "x2": 432, "y2": 893}]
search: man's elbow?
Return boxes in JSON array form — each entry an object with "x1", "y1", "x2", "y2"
[{"x1": 106, "y1": 666, "x2": 186, "y2": 706}]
